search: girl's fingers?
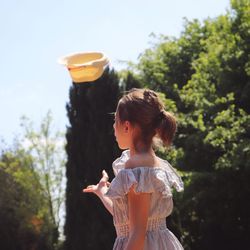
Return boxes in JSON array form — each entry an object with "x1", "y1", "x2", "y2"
[
  {"x1": 102, "y1": 170, "x2": 109, "y2": 182},
  {"x1": 83, "y1": 188, "x2": 94, "y2": 193},
  {"x1": 83, "y1": 185, "x2": 96, "y2": 192},
  {"x1": 83, "y1": 170, "x2": 110, "y2": 193},
  {"x1": 83, "y1": 188, "x2": 91, "y2": 192}
]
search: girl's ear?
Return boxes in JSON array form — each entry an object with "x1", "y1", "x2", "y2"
[{"x1": 124, "y1": 121, "x2": 131, "y2": 133}]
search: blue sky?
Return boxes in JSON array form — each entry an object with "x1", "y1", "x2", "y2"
[{"x1": 0, "y1": 0, "x2": 230, "y2": 145}]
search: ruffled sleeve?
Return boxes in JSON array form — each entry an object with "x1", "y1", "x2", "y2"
[
  {"x1": 160, "y1": 159, "x2": 184, "y2": 192},
  {"x1": 105, "y1": 169, "x2": 137, "y2": 198},
  {"x1": 112, "y1": 150, "x2": 130, "y2": 176},
  {"x1": 106, "y1": 164, "x2": 184, "y2": 199}
]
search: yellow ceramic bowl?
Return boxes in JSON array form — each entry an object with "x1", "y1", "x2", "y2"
[{"x1": 58, "y1": 52, "x2": 109, "y2": 83}]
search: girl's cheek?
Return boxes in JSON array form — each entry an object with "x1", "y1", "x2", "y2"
[{"x1": 113, "y1": 127, "x2": 117, "y2": 137}]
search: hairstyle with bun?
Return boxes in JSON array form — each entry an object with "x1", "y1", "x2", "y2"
[{"x1": 116, "y1": 88, "x2": 177, "y2": 152}]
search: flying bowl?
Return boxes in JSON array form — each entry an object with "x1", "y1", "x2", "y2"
[{"x1": 58, "y1": 52, "x2": 109, "y2": 83}]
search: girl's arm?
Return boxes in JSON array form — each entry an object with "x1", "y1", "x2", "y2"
[
  {"x1": 126, "y1": 187, "x2": 151, "y2": 250},
  {"x1": 96, "y1": 189, "x2": 113, "y2": 216},
  {"x1": 83, "y1": 170, "x2": 113, "y2": 215}
]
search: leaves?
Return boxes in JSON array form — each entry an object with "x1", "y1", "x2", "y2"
[
  {"x1": 0, "y1": 149, "x2": 54, "y2": 250},
  {"x1": 120, "y1": 1, "x2": 250, "y2": 248},
  {"x1": 20, "y1": 111, "x2": 66, "y2": 241},
  {"x1": 0, "y1": 111, "x2": 66, "y2": 249}
]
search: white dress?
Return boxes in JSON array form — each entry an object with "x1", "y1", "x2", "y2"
[{"x1": 105, "y1": 150, "x2": 184, "y2": 250}]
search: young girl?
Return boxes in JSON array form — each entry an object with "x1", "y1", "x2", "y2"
[{"x1": 83, "y1": 88, "x2": 184, "y2": 250}]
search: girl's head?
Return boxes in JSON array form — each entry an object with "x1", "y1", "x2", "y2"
[{"x1": 113, "y1": 88, "x2": 177, "y2": 152}]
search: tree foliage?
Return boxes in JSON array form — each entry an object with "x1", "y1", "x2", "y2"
[
  {"x1": 64, "y1": 68, "x2": 121, "y2": 250},
  {"x1": 120, "y1": 0, "x2": 250, "y2": 249},
  {"x1": 0, "y1": 111, "x2": 66, "y2": 250},
  {"x1": 63, "y1": 1, "x2": 249, "y2": 249},
  {"x1": 20, "y1": 111, "x2": 66, "y2": 246},
  {"x1": 0, "y1": 148, "x2": 54, "y2": 250}
]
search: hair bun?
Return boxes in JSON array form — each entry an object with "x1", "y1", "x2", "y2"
[
  {"x1": 154, "y1": 110, "x2": 165, "y2": 127},
  {"x1": 158, "y1": 110, "x2": 165, "y2": 120}
]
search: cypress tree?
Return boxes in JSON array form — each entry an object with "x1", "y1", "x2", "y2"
[{"x1": 64, "y1": 68, "x2": 121, "y2": 250}]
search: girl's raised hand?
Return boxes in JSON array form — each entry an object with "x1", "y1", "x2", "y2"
[{"x1": 83, "y1": 170, "x2": 110, "y2": 197}]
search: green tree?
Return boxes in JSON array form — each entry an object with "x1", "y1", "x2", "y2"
[
  {"x1": 121, "y1": 0, "x2": 250, "y2": 249},
  {"x1": 20, "y1": 111, "x2": 66, "y2": 247},
  {"x1": 64, "y1": 68, "x2": 121, "y2": 250},
  {"x1": 0, "y1": 148, "x2": 54, "y2": 250}
]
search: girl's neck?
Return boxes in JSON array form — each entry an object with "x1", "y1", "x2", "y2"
[{"x1": 129, "y1": 145, "x2": 155, "y2": 157}]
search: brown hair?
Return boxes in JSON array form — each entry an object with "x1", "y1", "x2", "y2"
[{"x1": 116, "y1": 88, "x2": 177, "y2": 152}]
